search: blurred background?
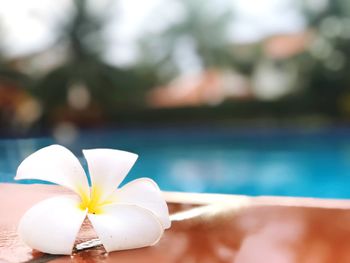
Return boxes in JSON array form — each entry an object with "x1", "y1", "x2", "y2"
[{"x1": 2, "y1": 0, "x2": 350, "y2": 198}]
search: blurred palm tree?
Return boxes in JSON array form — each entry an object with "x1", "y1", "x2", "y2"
[{"x1": 34, "y1": 0, "x2": 150, "y2": 124}]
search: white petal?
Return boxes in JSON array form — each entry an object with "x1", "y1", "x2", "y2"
[
  {"x1": 110, "y1": 178, "x2": 171, "y2": 229},
  {"x1": 83, "y1": 149, "x2": 138, "y2": 201},
  {"x1": 15, "y1": 145, "x2": 89, "y2": 199},
  {"x1": 18, "y1": 196, "x2": 87, "y2": 255},
  {"x1": 88, "y1": 204, "x2": 163, "y2": 252}
]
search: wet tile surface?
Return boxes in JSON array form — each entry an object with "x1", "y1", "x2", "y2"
[{"x1": 2, "y1": 184, "x2": 350, "y2": 263}]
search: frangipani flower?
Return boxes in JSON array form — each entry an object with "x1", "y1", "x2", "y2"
[{"x1": 15, "y1": 145, "x2": 170, "y2": 255}]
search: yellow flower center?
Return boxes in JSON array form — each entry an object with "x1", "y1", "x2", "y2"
[{"x1": 79, "y1": 186, "x2": 111, "y2": 214}]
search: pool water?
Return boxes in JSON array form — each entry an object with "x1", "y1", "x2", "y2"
[{"x1": 2, "y1": 127, "x2": 350, "y2": 199}]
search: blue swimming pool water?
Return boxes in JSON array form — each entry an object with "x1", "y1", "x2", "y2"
[{"x1": 2, "y1": 127, "x2": 350, "y2": 199}]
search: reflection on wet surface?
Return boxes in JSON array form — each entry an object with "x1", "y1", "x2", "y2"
[{"x1": 2, "y1": 184, "x2": 350, "y2": 262}]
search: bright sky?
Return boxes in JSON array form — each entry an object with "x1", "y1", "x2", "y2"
[
  {"x1": 231, "y1": 0, "x2": 305, "y2": 42},
  {"x1": 0, "y1": 0, "x2": 305, "y2": 66},
  {"x1": 0, "y1": 0, "x2": 72, "y2": 56}
]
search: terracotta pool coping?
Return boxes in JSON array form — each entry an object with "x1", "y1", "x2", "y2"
[{"x1": 2, "y1": 183, "x2": 350, "y2": 262}]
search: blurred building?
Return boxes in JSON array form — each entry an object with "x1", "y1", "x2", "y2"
[{"x1": 147, "y1": 31, "x2": 311, "y2": 108}]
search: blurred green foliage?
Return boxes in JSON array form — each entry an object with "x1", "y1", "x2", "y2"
[
  {"x1": 138, "y1": 0, "x2": 235, "y2": 81},
  {"x1": 2, "y1": 0, "x2": 350, "y2": 133},
  {"x1": 298, "y1": 0, "x2": 350, "y2": 116}
]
